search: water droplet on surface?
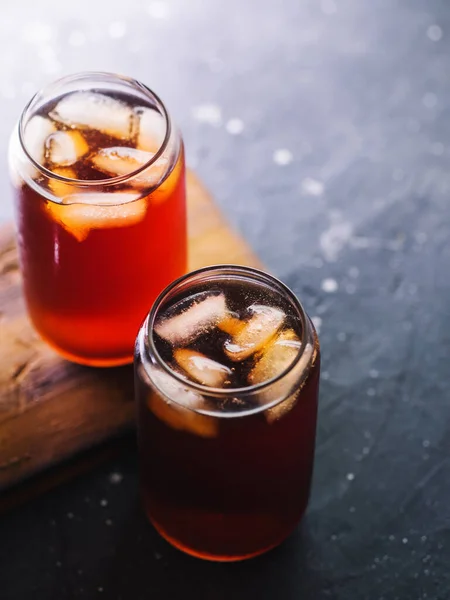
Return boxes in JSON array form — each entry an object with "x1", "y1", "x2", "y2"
[
  {"x1": 302, "y1": 177, "x2": 324, "y2": 196},
  {"x1": 321, "y1": 278, "x2": 338, "y2": 293},
  {"x1": 226, "y1": 118, "x2": 244, "y2": 135},
  {"x1": 273, "y1": 148, "x2": 293, "y2": 166},
  {"x1": 192, "y1": 103, "x2": 222, "y2": 126},
  {"x1": 427, "y1": 24, "x2": 443, "y2": 42},
  {"x1": 109, "y1": 472, "x2": 123, "y2": 484}
]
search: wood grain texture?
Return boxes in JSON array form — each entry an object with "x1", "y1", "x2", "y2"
[{"x1": 0, "y1": 171, "x2": 261, "y2": 492}]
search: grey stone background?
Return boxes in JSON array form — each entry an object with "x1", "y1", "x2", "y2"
[{"x1": 1, "y1": 1, "x2": 450, "y2": 599}]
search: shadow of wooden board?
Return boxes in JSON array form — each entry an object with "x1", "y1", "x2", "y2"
[{"x1": 0, "y1": 171, "x2": 262, "y2": 496}]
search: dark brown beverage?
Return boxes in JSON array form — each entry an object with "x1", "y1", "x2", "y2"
[
  {"x1": 135, "y1": 266, "x2": 320, "y2": 561},
  {"x1": 9, "y1": 73, "x2": 186, "y2": 366}
]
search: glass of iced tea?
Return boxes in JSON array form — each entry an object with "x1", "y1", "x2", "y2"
[
  {"x1": 135, "y1": 265, "x2": 320, "y2": 561},
  {"x1": 8, "y1": 72, "x2": 186, "y2": 366}
]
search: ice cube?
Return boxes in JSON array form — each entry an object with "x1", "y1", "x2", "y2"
[
  {"x1": 224, "y1": 304, "x2": 285, "y2": 361},
  {"x1": 48, "y1": 167, "x2": 80, "y2": 198},
  {"x1": 45, "y1": 130, "x2": 89, "y2": 166},
  {"x1": 147, "y1": 367, "x2": 218, "y2": 438},
  {"x1": 248, "y1": 329, "x2": 301, "y2": 385},
  {"x1": 45, "y1": 191, "x2": 146, "y2": 241},
  {"x1": 264, "y1": 342, "x2": 314, "y2": 424},
  {"x1": 265, "y1": 392, "x2": 298, "y2": 424},
  {"x1": 23, "y1": 115, "x2": 56, "y2": 165},
  {"x1": 174, "y1": 349, "x2": 232, "y2": 387},
  {"x1": 91, "y1": 146, "x2": 152, "y2": 175},
  {"x1": 91, "y1": 146, "x2": 168, "y2": 187},
  {"x1": 50, "y1": 92, "x2": 134, "y2": 139},
  {"x1": 218, "y1": 313, "x2": 245, "y2": 336},
  {"x1": 147, "y1": 151, "x2": 184, "y2": 205},
  {"x1": 136, "y1": 107, "x2": 166, "y2": 152},
  {"x1": 155, "y1": 293, "x2": 227, "y2": 346}
]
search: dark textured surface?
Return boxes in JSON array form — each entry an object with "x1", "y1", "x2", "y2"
[{"x1": 1, "y1": 0, "x2": 450, "y2": 598}]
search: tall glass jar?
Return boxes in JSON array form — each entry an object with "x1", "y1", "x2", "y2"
[
  {"x1": 8, "y1": 72, "x2": 186, "y2": 366},
  {"x1": 135, "y1": 265, "x2": 320, "y2": 561}
]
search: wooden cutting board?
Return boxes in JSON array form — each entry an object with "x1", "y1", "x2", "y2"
[{"x1": 0, "y1": 172, "x2": 261, "y2": 495}]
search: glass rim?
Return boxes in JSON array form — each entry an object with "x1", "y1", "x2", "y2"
[
  {"x1": 18, "y1": 71, "x2": 172, "y2": 187},
  {"x1": 142, "y1": 264, "x2": 313, "y2": 399}
]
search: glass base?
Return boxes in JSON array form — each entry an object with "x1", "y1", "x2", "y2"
[
  {"x1": 149, "y1": 515, "x2": 290, "y2": 563},
  {"x1": 39, "y1": 333, "x2": 133, "y2": 367}
]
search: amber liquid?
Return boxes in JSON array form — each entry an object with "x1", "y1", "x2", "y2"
[
  {"x1": 137, "y1": 328, "x2": 320, "y2": 561},
  {"x1": 13, "y1": 95, "x2": 187, "y2": 366}
]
